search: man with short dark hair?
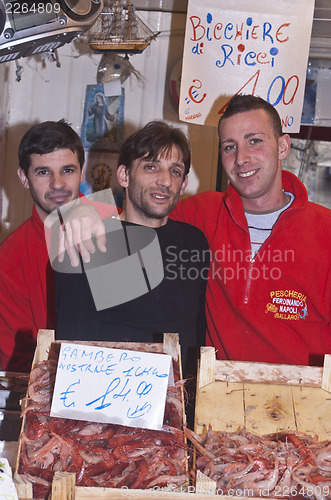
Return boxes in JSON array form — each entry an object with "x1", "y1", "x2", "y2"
[
  {"x1": 0, "y1": 120, "x2": 115, "y2": 372},
  {"x1": 54, "y1": 121, "x2": 209, "y2": 382}
]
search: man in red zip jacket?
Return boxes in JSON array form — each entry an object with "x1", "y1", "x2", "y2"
[
  {"x1": 172, "y1": 95, "x2": 331, "y2": 367},
  {"x1": 0, "y1": 121, "x2": 116, "y2": 372},
  {"x1": 56, "y1": 96, "x2": 331, "y2": 367}
]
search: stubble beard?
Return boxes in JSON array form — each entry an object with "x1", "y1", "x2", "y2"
[{"x1": 130, "y1": 190, "x2": 179, "y2": 221}]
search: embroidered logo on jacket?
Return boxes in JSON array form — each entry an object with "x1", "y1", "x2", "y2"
[{"x1": 265, "y1": 289, "x2": 308, "y2": 321}]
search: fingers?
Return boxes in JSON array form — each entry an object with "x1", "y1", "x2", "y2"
[
  {"x1": 94, "y1": 222, "x2": 107, "y2": 253},
  {"x1": 79, "y1": 216, "x2": 97, "y2": 255},
  {"x1": 57, "y1": 227, "x2": 66, "y2": 264},
  {"x1": 58, "y1": 219, "x2": 80, "y2": 268},
  {"x1": 71, "y1": 216, "x2": 96, "y2": 264},
  {"x1": 65, "y1": 243, "x2": 80, "y2": 268},
  {"x1": 57, "y1": 206, "x2": 107, "y2": 267}
]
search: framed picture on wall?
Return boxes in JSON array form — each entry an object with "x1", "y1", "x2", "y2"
[
  {"x1": 81, "y1": 84, "x2": 124, "y2": 152},
  {"x1": 80, "y1": 149, "x2": 124, "y2": 209}
]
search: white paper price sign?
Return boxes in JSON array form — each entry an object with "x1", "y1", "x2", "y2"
[
  {"x1": 179, "y1": 0, "x2": 315, "y2": 132},
  {"x1": 51, "y1": 343, "x2": 173, "y2": 430}
]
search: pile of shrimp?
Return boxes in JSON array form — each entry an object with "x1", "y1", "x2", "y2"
[
  {"x1": 186, "y1": 427, "x2": 331, "y2": 499},
  {"x1": 18, "y1": 356, "x2": 189, "y2": 499}
]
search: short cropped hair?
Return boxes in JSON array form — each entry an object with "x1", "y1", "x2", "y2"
[
  {"x1": 219, "y1": 94, "x2": 283, "y2": 138},
  {"x1": 118, "y1": 121, "x2": 191, "y2": 177},
  {"x1": 18, "y1": 120, "x2": 85, "y2": 174}
]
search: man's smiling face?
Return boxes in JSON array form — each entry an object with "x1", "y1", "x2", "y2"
[
  {"x1": 117, "y1": 145, "x2": 188, "y2": 227},
  {"x1": 17, "y1": 148, "x2": 84, "y2": 221},
  {"x1": 219, "y1": 108, "x2": 290, "y2": 213}
]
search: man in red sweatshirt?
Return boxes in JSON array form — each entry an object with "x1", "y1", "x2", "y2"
[
  {"x1": 63, "y1": 96, "x2": 331, "y2": 367},
  {"x1": 172, "y1": 95, "x2": 331, "y2": 367},
  {"x1": 0, "y1": 121, "x2": 115, "y2": 372}
]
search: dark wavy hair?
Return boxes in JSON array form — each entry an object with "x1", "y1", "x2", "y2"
[
  {"x1": 18, "y1": 119, "x2": 85, "y2": 174},
  {"x1": 218, "y1": 94, "x2": 283, "y2": 138},
  {"x1": 118, "y1": 121, "x2": 191, "y2": 177}
]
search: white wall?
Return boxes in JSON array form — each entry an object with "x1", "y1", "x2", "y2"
[{"x1": 0, "y1": 10, "x2": 219, "y2": 243}]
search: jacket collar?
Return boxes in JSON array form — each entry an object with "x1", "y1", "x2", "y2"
[
  {"x1": 224, "y1": 170, "x2": 308, "y2": 228},
  {"x1": 31, "y1": 205, "x2": 47, "y2": 241}
]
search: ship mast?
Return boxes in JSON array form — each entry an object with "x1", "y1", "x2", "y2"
[{"x1": 88, "y1": 0, "x2": 160, "y2": 54}]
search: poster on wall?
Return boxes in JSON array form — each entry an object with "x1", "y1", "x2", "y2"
[
  {"x1": 80, "y1": 149, "x2": 123, "y2": 208},
  {"x1": 81, "y1": 84, "x2": 124, "y2": 152},
  {"x1": 179, "y1": 0, "x2": 315, "y2": 133}
]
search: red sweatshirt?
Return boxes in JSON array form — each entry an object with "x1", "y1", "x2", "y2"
[
  {"x1": 172, "y1": 171, "x2": 331, "y2": 366},
  {"x1": 0, "y1": 199, "x2": 116, "y2": 372}
]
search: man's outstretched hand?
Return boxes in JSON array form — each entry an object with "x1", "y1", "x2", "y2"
[{"x1": 56, "y1": 203, "x2": 107, "y2": 267}]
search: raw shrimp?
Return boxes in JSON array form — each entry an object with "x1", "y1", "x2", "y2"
[
  {"x1": 185, "y1": 427, "x2": 331, "y2": 499},
  {"x1": 18, "y1": 352, "x2": 189, "y2": 498}
]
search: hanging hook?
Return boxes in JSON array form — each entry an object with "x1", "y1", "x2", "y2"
[{"x1": 15, "y1": 60, "x2": 23, "y2": 82}]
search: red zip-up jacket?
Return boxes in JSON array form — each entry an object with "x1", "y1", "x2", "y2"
[
  {"x1": 0, "y1": 198, "x2": 117, "y2": 372},
  {"x1": 171, "y1": 171, "x2": 331, "y2": 366}
]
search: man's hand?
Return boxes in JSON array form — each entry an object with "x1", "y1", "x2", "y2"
[{"x1": 57, "y1": 204, "x2": 107, "y2": 267}]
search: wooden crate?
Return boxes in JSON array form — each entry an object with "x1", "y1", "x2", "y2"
[
  {"x1": 193, "y1": 347, "x2": 331, "y2": 497},
  {"x1": 195, "y1": 347, "x2": 331, "y2": 439},
  {"x1": 14, "y1": 329, "x2": 189, "y2": 500},
  {"x1": 14, "y1": 337, "x2": 331, "y2": 500}
]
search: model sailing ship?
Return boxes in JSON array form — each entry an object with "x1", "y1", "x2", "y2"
[{"x1": 89, "y1": 0, "x2": 160, "y2": 54}]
